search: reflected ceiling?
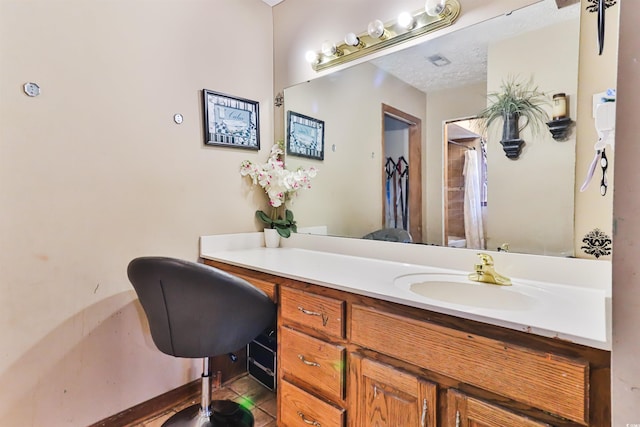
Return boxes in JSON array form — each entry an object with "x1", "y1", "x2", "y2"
[{"x1": 370, "y1": 0, "x2": 579, "y2": 92}]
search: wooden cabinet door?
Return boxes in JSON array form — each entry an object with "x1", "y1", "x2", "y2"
[
  {"x1": 349, "y1": 354, "x2": 437, "y2": 427},
  {"x1": 447, "y1": 389, "x2": 552, "y2": 427}
]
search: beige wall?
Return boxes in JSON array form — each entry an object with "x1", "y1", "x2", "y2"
[
  {"x1": 484, "y1": 21, "x2": 579, "y2": 256},
  {"x1": 612, "y1": 0, "x2": 640, "y2": 423},
  {"x1": 284, "y1": 63, "x2": 426, "y2": 238},
  {"x1": 575, "y1": 1, "x2": 619, "y2": 259},
  {"x1": 0, "y1": 0, "x2": 273, "y2": 425},
  {"x1": 425, "y1": 82, "x2": 487, "y2": 246}
]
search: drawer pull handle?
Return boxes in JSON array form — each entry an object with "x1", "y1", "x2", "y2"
[
  {"x1": 297, "y1": 411, "x2": 321, "y2": 426},
  {"x1": 297, "y1": 354, "x2": 320, "y2": 367},
  {"x1": 421, "y1": 398, "x2": 428, "y2": 427},
  {"x1": 372, "y1": 385, "x2": 411, "y2": 404},
  {"x1": 297, "y1": 306, "x2": 329, "y2": 326},
  {"x1": 247, "y1": 357, "x2": 274, "y2": 376}
]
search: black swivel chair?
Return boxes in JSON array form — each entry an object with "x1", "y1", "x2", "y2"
[
  {"x1": 362, "y1": 228, "x2": 413, "y2": 243},
  {"x1": 127, "y1": 257, "x2": 276, "y2": 427}
]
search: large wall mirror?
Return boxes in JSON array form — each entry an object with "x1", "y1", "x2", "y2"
[{"x1": 284, "y1": 0, "x2": 602, "y2": 257}]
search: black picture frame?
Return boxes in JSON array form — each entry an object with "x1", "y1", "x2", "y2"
[
  {"x1": 202, "y1": 89, "x2": 260, "y2": 150},
  {"x1": 286, "y1": 111, "x2": 325, "y2": 160}
]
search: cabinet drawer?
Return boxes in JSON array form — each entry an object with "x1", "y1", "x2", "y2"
[
  {"x1": 448, "y1": 389, "x2": 552, "y2": 427},
  {"x1": 234, "y1": 273, "x2": 276, "y2": 302},
  {"x1": 280, "y1": 380, "x2": 344, "y2": 427},
  {"x1": 280, "y1": 287, "x2": 344, "y2": 339},
  {"x1": 351, "y1": 305, "x2": 589, "y2": 424},
  {"x1": 281, "y1": 326, "x2": 345, "y2": 401}
]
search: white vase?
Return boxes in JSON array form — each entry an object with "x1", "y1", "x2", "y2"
[{"x1": 264, "y1": 228, "x2": 281, "y2": 248}]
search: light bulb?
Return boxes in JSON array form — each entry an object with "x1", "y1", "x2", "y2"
[
  {"x1": 321, "y1": 41, "x2": 337, "y2": 56},
  {"x1": 344, "y1": 32, "x2": 361, "y2": 47},
  {"x1": 398, "y1": 12, "x2": 415, "y2": 30},
  {"x1": 425, "y1": 0, "x2": 445, "y2": 16},
  {"x1": 305, "y1": 50, "x2": 319, "y2": 64},
  {"x1": 367, "y1": 19, "x2": 385, "y2": 39}
]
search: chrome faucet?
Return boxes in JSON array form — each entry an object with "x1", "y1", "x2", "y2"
[{"x1": 468, "y1": 253, "x2": 512, "y2": 286}]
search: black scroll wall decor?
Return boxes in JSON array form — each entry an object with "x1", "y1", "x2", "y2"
[
  {"x1": 586, "y1": 0, "x2": 617, "y2": 55},
  {"x1": 581, "y1": 228, "x2": 612, "y2": 259}
]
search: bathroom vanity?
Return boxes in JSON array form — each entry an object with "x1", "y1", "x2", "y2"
[{"x1": 200, "y1": 233, "x2": 611, "y2": 426}]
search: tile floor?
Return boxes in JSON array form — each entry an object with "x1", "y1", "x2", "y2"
[{"x1": 132, "y1": 375, "x2": 276, "y2": 427}]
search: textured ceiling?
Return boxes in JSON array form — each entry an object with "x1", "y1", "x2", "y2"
[{"x1": 370, "y1": 0, "x2": 579, "y2": 93}]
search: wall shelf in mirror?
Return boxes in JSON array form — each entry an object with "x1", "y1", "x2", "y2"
[
  {"x1": 546, "y1": 92, "x2": 574, "y2": 141},
  {"x1": 306, "y1": 0, "x2": 460, "y2": 71},
  {"x1": 546, "y1": 117, "x2": 574, "y2": 141}
]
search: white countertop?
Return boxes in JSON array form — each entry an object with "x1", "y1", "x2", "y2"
[{"x1": 200, "y1": 232, "x2": 611, "y2": 350}]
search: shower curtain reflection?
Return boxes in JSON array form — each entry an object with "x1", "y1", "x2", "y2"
[{"x1": 463, "y1": 149, "x2": 486, "y2": 249}]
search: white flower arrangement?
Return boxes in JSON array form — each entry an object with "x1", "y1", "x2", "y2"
[{"x1": 240, "y1": 141, "x2": 317, "y2": 237}]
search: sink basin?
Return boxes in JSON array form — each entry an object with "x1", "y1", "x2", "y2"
[{"x1": 393, "y1": 273, "x2": 539, "y2": 311}]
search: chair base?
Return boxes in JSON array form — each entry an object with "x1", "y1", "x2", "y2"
[{"x1": 162, "y1": 400, "x2": 254, "y2": 427}]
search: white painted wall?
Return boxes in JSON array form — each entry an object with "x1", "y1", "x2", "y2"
[{"x1": 0, "y1": 0, "x2": 273, "y2": 424}]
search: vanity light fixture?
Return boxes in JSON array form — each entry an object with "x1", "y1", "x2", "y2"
[
  {"x1": 306, "y1": 0, "x2": 460, "y2": 71},
  {"x1": 425, "y1": 0, "x2": 446, "y2": 16}
]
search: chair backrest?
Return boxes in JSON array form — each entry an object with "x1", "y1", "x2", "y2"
[
  {"x1": 362, "y1": 228, "x2": 413, "y2": 243},
  {"x1": 128, "y1": 257, "x2": 275, "y2": 358}
]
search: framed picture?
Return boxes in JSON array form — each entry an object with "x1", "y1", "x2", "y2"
[
  {"x1": 202, "y1": 89, "x2": 260, "y2": 150},
  {"x1": 286, "y1": 111, "x2": 325, "y2": 160}
]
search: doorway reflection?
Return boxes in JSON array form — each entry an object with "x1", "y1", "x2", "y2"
[
  {"x1": 384, "y1": 116, "x2": 411, "y2": 232},
  {"x1": 444, "y1": 118, "x2": 487, "y2": 249},
  {"x1": 380, "y1": 105, "x2": 423, "y2": 243}
]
